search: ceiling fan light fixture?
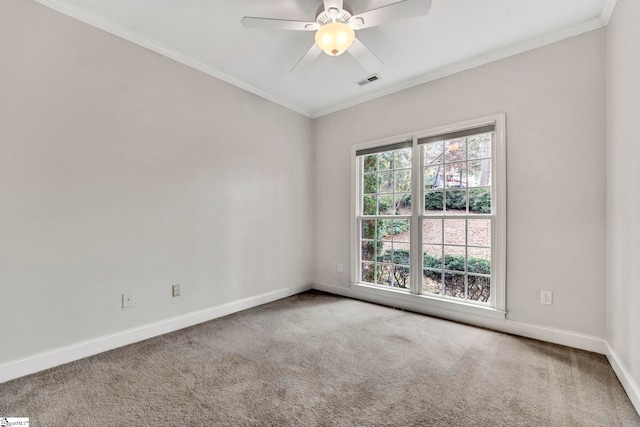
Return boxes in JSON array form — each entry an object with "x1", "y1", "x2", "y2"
[{"x1": 315, "y1": 22, "x2": 355, "y2": 56}]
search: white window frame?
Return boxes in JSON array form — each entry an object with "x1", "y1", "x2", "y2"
[{"x1": 350, "y1": 114, "x2": 506, "y2": 318}]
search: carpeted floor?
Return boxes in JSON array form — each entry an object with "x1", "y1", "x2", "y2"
[{"x1": 1, "y1": 291, "x2": 639, "y2": 426}]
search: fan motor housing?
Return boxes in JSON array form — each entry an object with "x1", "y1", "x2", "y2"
[{"x1": 315, "y1": 2, "x2": 353, "y2": 24}]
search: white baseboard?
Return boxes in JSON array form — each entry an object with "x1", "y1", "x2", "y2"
[
  {"x1": 0, "y1": 282, "x2": 312, "y2": 384},
  {"x1": 1, "y1": 281, "x2": 612, "y2": 386},
  {"x1": 606, "y1": 342, "x2": 640, "y2": 415},
  {"x1": 312, "y1": 282, "x2": 606, "y2": 354}
]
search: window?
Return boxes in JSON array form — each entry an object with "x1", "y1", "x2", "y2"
[
  {"x1": 420, "y1": 129, "x2": 493, "y2": 303},
  {"x1": 353, "y1": 115, "x2": 505, "y2": 313},
  {"x1": 359, "y1": 142, "x2": 412, "y2": 289}
]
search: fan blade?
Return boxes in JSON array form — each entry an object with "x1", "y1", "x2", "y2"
[
  {"x1": 324, "y1": 0, "x2": 344, "y2": 13},
  {"x1": 348, "y1": 38, "x2": 383, "y2": 73},
  {"x1": 241, "y1": 17, "x2": 319, "y2": 31},
  {"x1": 350, "y1": 0, "x2": 431, "y2": 30},
  {"x1": 290, "y1": 44, "x2": 323, "y2": 73}
]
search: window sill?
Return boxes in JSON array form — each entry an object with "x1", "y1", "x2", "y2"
[{"x1": 350, "y1": 282, "x2": 506, "y2": 320}]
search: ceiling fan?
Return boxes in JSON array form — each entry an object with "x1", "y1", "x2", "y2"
[{"x1": 241, "y1": 0, "x2": 432, "y2": 73}]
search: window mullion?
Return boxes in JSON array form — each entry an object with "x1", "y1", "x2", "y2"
[
  {"x1": 351, "y1": 157, "x2": 361, "y2": 284},
  {"x1": 410, "y1": 136, "x2": 421, "y2": 294}
]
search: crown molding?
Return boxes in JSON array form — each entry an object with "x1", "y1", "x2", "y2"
[
  {"x1": 309, "y1": 15, "x2": 608, "y2": 118},
  {"x1": 33, "y1": 0, "x2": 314, "y2": 118},
  {"x1": 600, "y1": 0, "x2": 618, "y2": 24},
  {"x1": 34, "y1": 0, "x2": 613, "y2": 120}
]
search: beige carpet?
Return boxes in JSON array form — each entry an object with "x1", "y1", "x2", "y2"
[{"x1": 1, "y1": 291, "x2": 638, "y2": 426}]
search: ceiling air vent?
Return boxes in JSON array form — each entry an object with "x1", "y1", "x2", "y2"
[{"x1": 358, "y1": 74, "x2": 381, "y2": 86}]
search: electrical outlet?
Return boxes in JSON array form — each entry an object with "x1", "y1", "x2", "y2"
[
  {"x1": 122, "y1": 292, "x2": 134, "y2": 308},
  {"x1": 172, "y1": 284, "x2": 180, "y2": 297},
  {"x1": 337, "y1": 264, "x2": 343, "y2": 273},
  {"x1": 540, "y1": 290, "x2": 553, "y2": 306}
]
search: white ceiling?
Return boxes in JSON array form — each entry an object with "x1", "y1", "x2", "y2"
[{"x1": 35, "y1": 0, "x2": 615, "y2": 118}]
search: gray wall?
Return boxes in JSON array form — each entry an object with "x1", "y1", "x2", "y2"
[
  {"x1": 607, "y1": 0, "x2": 640, "y2": 402},
  {"x1": 0, "y1": 0, "x2": 314, "y2": 364},
  {"x1": 314, "y1": 29, "x2": 607, "y2": 337}
]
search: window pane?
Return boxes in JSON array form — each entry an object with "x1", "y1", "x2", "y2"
[
  {"x1": 424, "y1": 141, "x2": 444, "y2": 165},
  {"x1": 392, "y1": 220, "x2": 410, "y2": 241},
  {"x1": 425, "y1": 191, "x2": 444, "y2": 214},
  {"x1": 468, "y1": 275, "x2": 490, "y2": 302},
  {"x1": 378, "y1": 171, "x2": 393, "y2": 193},
  {"x1": 445, "y1": 162, "x2": 467, "y2": 188},
  {"x1": 445, "y1": 190, "x2": 467, "y2": 214},
  {"x1": 468, "y1": 247, "x2": 491, "y2": 274},
  {"x1": 468, "y1": 134, "x2": 491, "y2": 160},
  {"x1": 361, "y1": 242, "x2": 376, "y2": 262},
  {"x1": 393, "y1": 266, "x2": 411, "y2": 289},
  {"x1": 376, "y1": 264, "x2": 392, "y2": 286},
  {"x1": 395, "y1": 194, "x2": 410, "y2": 214},
  {"x1": 425, "y1": 166, "x2": 444, "y2": 189},
  {"x1": 393, "y1": 243, "x2": 410, "y2": 266},
  {"x1": 364, "y1": 173, "x2": 377, "y2": 194},
  {"x1": 378, "y1": 219, "x2": 392, "y2": 240},
  {"x1": 469, "y1": 188, "x2": 491, "y2": 214},
  {"x1": 361, "y1": 263, "x2": 375, "y2": 283},
  {"x1": 378, "y1": 195, "x2": 394, "y2": 215},
  {"x1": 394, "y1": 149, "x2": 412, "y2": 169},
  {"x1": 363, "y1": 195, "x2": 376, "y2": 215},
  {"x1": 444, "y1": 246, "x2": 465, "y2": 271},
  {"x1": 394, "y1": 170, "x2": 411, "y2": 192},
  {"x1": 363, "y1": 155, "x2": 377, "y2": 173},
  {"x1": 468, "y1": 159, "x2": 491, "y2": 187},
  {"x1": 378, "y1": 242, "x2": 392, "y2": 262},
  {"x1": 467, "y1": 219, "x2": 491, "y2": 247},
  {"x1": 423, "y1": 269, "x2": 442, "y2": 294},
  {"x1": 362, "y1": 220, "x2": 376, "y2": 240},
  {"x1": 423, "y1": 219, "x2": 442, "y2": 244},
  {"x1": 444, "y1": 273, "x2": 465, "y2": 299},
  {"x1": 444, "y1": 219, "x2": 465, "y2": 245},
  {"x1": 379, "y1": 152, "x2": 393, "y2": 170},
  {"x1": 423, "y1": 245, "x2": 442, "y2": 269},
  {"x1": 445, "y1": 139, "x2": 466, "y2": 162}
]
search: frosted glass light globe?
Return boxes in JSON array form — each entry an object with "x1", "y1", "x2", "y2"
[{"x1": 315, "y1": 22, "x2": 355, "y2": 56}]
